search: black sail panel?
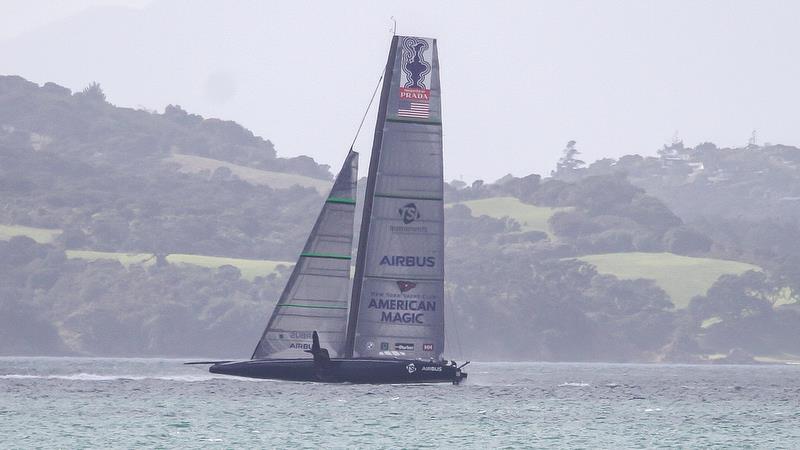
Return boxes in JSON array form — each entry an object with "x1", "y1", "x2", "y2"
[
  {"x1": 347, "y1": 36, "x2": 445, "y2": 360},
  {"x1": 252, "y1": 150, "x2": 358, "y2": 359}
]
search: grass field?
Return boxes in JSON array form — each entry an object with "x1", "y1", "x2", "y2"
[
  {"x1": 166, "y1": 254, "x2": 292, "y2": 280},
  {"x1": 449, "y1": 197, "x2": 572, "y2": 235},
  {"x1": 576, "y1": 252, "x2": 761, "y2": 308},
  {"x1": 64, "y1": 250, "x2": 291, "y2": 280},
  {"x1": 66, "y1": 250, "x2": 156, "y2": 267},
  {"x1": 166, "y1": 153, "x2": 332, "y2": 193},
  {"x1": 0, "y1": 224, "x2": 62, "y2": 243},
  {"x1": 3, "y1": 223, "x2": 293, "y2": 280}
]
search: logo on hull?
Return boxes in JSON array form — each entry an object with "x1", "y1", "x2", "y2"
[{"x1": 406, "y1": 363, "x2": 417, "y2": 374}]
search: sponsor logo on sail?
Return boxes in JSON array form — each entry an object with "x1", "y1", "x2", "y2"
[
  {"x1": 379, "y1": 255, "x2": 435, "y2": 267},
  {"x1": 289, "y1": 343, "x2": 312, "y2": 350},
  {"x1": 398, "y1": 37, "x2": 431, "y2": 119},
  {"x1": 366, "y1": 341, "x2": 374, "y2": 350},
  {"x1": 367, "y1": 297, "x2": 436, "y2": 324},
  {"x1": 406, "y1": 363, "x2": 417, "y2": 374},
  {"x1": 398, "y1": 203, "x2": 421, "y2": 224},
  {"x1": 395, "y1": 343, "x2": 415, "y2": 351},
  {"x1": 396, "y1": 280, "x2": 417, "y2": 293},
  {"x1": 289, "y1": 331, "x2": 313, "y2": 339},
  {"x1": 390, "y1": 203, "x2": 428, "y2": 234},
  {"x1": 380, "y1": 342, "x2": 389, "y2": 351},
  {"x1": 368, "y1": 298, "x2": 436, "y2": 311},
  {"x1": 423, "y1": 343, "x2": 434, "y2": 351},
  {"x1": 390, "y1": 224, "x2": 428, "y2": 233}
]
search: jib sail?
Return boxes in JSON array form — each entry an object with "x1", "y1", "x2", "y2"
[
  {"x1": 252, "y1": 150, "x2": 358, "y2": 359},
  {"x1": 345, "y1": 36, "x2": 445, "y2": 360}
]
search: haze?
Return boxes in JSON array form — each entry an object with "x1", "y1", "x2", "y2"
[{"x1": 2, "y1": 0, "x2": 799, "y2": 181}]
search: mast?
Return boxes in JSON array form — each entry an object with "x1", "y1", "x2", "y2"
[
  {"x1": 345, "y1": 37, "x2": 399, "y2": 357},
  {"x1": 345, "y1": 36, "x2": 445, "y2": 360}
]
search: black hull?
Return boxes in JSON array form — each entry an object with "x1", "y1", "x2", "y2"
[{"x1": 209, "y1": 358, "x2": 467, "y2": 384}]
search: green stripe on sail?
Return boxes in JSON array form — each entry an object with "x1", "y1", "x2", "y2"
[
  {"x1": 386, "y1": 118, "x2": 442, "y2": 126},
  {"x1": 300, "y1": 252, "x2": 351, "y2": 260},
  {"x1": 326, "y1": 197, "x2": 356, "y2": 204},
  {"x1": 278, "y1": 303, "x2": 348, "y2": 310},
  {"x1": 375, "y1": 193, "x2": 443, "y2": 201}
]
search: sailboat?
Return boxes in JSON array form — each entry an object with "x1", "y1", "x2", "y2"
[{"x1": 204, "y1": 35, "x2": 468, "y2": 384}]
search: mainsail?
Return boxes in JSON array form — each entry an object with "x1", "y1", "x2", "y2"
[
  {"x1": 346, "y1": 36, "x2": 445, "y2": 360},
  {"x1": 252, "y1": 150, "x2": 358, "y2": 359}
]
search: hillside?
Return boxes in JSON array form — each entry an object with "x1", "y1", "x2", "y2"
[
  {"x1": 166, "y1": 153, "x2": 331, "y2": 193},
  {"x1": 65, "y1": 249, "x2": 291, "y2": 281},
  {"x1": 576, "y1": 253, "x2": 760, "y2": 308},
  {"x1": 449, "y1": 197, "x2": 571, "y2": 236},
  {"x1": 0, "y1": 75, "x2": 332, "y2": 260},
  {"x1": 448, "y1": 192, "x2": 765, "y2": 308},
  {"x1": 2, "y1": 75, "x2": 800, "y2": 362},
  {"x1": 555, "y1": 141, "x2": 800, "y2": 222}
]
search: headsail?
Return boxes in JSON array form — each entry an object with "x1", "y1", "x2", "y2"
[
  {"x1": 346, "y1": 36, "x2": 445, "y2": 360},
  {"x1": 252, "y1": 150, "x2": 358, "y2": 359}
]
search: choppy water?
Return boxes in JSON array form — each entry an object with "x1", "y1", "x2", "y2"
[{"x1": 1, "y1": 358, "x2": 799, "y2": 448}]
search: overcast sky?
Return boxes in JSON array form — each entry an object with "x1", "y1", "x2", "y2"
[{"x1": 2, "y1": 0, "x2": 799, "y2": 181}]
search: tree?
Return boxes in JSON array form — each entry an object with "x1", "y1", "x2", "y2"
[
  {"x1": 553, "y1": 140, "x2": 585, "y2": 179},
  {"x1": 77, "y1": 81, "x2": 106, "y2": 103},
  {"x1": 663, "y1": 226, "x2": 712, "y2": 255}
]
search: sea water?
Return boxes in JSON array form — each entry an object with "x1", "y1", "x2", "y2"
[{"x1": 1, "y1": 358, "x2": 798, "y2": 448}]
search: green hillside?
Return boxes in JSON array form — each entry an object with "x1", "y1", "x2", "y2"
[
  {"x1": 4, "y1": 74, "x2": 800, "y2": 362},
  {"x1": 66, "y1": 250, "x2": 155, "y2": 267},
  {"x1": 166, "y1": 153, "x2": 331, "y2": 193},
  {"x1": 64, "y1": 250, "x2": 290, "y2": 281},
  {"x1": 577, "y1": 252, "x2": 761, "y2": 308},
  {"x1": 450, "y1": 196, "x2": 572, "y2": 235},
  {"x1": 166, "y1": 254, "x2": 291, "y2": 280},
  {"x1": 0, "y1": 221, "x2": 295, "y2": 281},
  {"x1": 62, "y1": 249, "x2": 289, "y2": 281},
  {"x1": 4, "y1": 224, "x2": 293, "y2": 281}
]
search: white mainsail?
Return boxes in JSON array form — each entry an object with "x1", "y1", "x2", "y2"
[{"x1": 346, "y1": 36, "x2": 445, "y2": 360}]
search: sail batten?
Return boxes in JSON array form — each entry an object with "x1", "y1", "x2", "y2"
[
  {"x1": 345, "y1": 36, "x2": 445, "y2": 360},
  {"x1": 251, "y1": 150, "x2": 358, "y2": 360}
]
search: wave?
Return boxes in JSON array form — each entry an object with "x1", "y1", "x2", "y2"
[
  {"x1": 558, "y1": 382, "x2": 590, "y2": 387},
  {"x1": 0, "y1": 373, "x2": 264, "y2": 382}
]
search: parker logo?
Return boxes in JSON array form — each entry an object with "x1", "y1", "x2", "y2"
[
  {"x1": 423, "y1": 343, "x2": 434, "y2": 351},
  {"x1": 395, "y1": 343, "x2": 415, "y2": 351},
  {"x1": 398, "y1": 203, "x2": 421, "y2": 224},
  {"x1": 396, "y1": 280, "x2": 417, "y2": 293}
]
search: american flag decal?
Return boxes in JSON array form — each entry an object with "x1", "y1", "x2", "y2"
[{"x1": 398, "y1": 87, "x2": 430, "y2": 119}]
